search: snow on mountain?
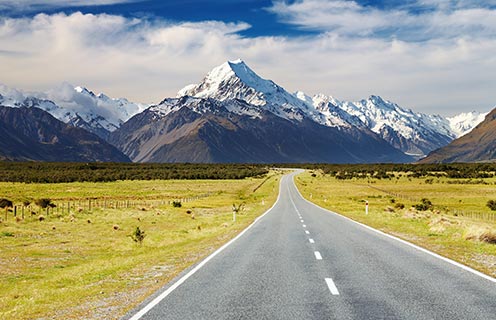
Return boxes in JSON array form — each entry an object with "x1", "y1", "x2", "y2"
[
  {"x1": 175, "y1": 60, "x2": 488, "y2": 157},
  {"x1": 447, "y1": 111, "x2": 489, "y2": 138},
  {"x1": 151, "y1": 95, "x2": 262, "y2": 120},
  {"x1": 0, "y1": 83, "x2": 147, "y2": 139},
  {"x1": 177, "y1": 59, "x2": 325, "y2": 124},
  {"x1": 329, "y1": 95, "x2": 456, "y2": 156}
]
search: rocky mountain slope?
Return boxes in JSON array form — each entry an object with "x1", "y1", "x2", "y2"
[
  {"x1": 0, "y1": 60, "x2": 490, "y2": 163},
  {"x1": 109, "y1": 97, "x2": 411, "y2": 163},
  {"x1": 0, "y1": 106, "x2": 130, "y2": 162},
  {"x1": 420, "y1": 108, "x2": 496, "y2": 163},
  {"x1": 178, "y1": 60, "x2": 485, "y2": 158},
  {"x1": 0, "y1": 83, "x2": 146, "y2": 139}
]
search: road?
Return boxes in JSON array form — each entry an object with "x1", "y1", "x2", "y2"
[{"x1": 126, "y1": 171, "x2": 496, "y2": 320}]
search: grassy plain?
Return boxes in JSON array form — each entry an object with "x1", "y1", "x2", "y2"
[
  {"x1": 0, "y1": 171, "x2": 281, "y2": 319},
  {"x1": 295, "y1": 171, "x2": 496, "y2": 277}
]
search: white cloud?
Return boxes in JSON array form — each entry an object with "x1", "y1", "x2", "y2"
[
  {"x1": 0, "y1": 11, "x2": 495, "y2": 116},
  {"x1": 268, "y1": 0, "x2": 496, "y2": 41},
  {"x1": 0, "y1": 0, "x2": 142, "y2": 11}
]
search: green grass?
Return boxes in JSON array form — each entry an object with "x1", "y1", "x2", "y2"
[
  {"x1": 295, "y1": 171, "x2": 496, "y2": 278},
  {"x1": 0, "y1": 171, "x2": 281, "y2": 319}
]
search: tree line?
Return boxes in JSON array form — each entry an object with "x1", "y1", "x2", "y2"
[{"x1": 0, "y1": 162, "x2": 269, "y2": 183}]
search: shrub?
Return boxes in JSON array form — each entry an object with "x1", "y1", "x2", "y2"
[
  {"x1": 487, "y1": 200, "x2": 496, "y2": 211},
  {"x1": 394, "y1": 203, "x2": 405, "y2": 209},
  {"x1": 0, "y1": 198, "x2": 13, "y2": 209},
  {"x1": 130, "y1": 226, "x2": 146, "y2": 245},
  {"x1": 414, "y1": 198, "x2": 433, "y2": 211},
  {"x1": 35, "y1": 198, "x2": 56, "y2": 209},
  {"x1": 172, "y1": 201, "x2": 182, "y2": 208}
]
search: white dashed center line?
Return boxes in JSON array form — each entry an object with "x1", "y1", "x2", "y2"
[
  {"x1": 305, "y1": 230, "x2": 310, "y2": 234},
  {"x1": 314, "y1": 251, "x2": 322, "y2": 260},
  {"x1": 302, "y1": 224, "x2": 306, "y2": 228},
  {"x1": 325, "y1": 278, "x2": 340, "y2": 295},
  {"x1": 309, "y1": 238, "x2": 315, "y2": 244}
]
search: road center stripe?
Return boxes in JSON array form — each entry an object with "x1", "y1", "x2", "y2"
[
  {"x1": 325, "y1": 278, "x2": 340, "y2": 295},
  {"x1": 314, "y1": 251, "x2": 322, "y2": 260}
]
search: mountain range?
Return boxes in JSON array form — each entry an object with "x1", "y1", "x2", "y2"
[
  {"x1": 0, "y1": 60, "x2": 492, "y2": 163},
  {"x1": 420, "y1": 108, "x2": 496, "y2": 163}
]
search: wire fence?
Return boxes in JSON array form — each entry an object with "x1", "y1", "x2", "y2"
[
  {"x1": 364, "y1": 184, "x2": 496, "y2": 222},
  {"x1": 2, "y1": 192, "x2": 214, "y2": 222}
]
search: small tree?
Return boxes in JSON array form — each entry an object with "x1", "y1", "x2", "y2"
[
  {"x1": 130, "y1": 226, "x2": 146, "y2": 245},
  {"x1": 0, "y1": 198, "x2": 13, "y2": 209},
  {"x1": 487, "y1": 200, "x2": 496, "y2": 211}
]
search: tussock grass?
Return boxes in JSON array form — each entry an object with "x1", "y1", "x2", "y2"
[
  {"x1": 0, "y1": 171, "x2": 281, "y2": 319},
  {"x1": 465, "y1": 226, "x2": 496, "y2": 244},
  {"x1": 295, "y1": 171, "x2": 496, "y2": 278}
]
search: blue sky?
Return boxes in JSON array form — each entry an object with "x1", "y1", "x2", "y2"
[{"x1": 1, "y1": 0, "x2": 496, "y2": 115}]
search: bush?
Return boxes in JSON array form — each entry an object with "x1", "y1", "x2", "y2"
[
  {"x1": 0, "y1": 198, "x2": 13, "y2": 208},
  {"x1": 487, "y1": 200, "x2": 496, "y2": 211},
  {"x1": 414, "y1": 198, "x2": 433, "y2": 211},
  {"x1": 35, "y1": 198, "x2": 56, "y2": 209},
  {"x1": 130, "y1": 226, "x2": 146, "y2": 245},
  {"x1": 172, "y1": 201, "x2": 182, "y2": 208},
  {"x1": 394, "y1": 203, "x2": 405, "y2": 209}
]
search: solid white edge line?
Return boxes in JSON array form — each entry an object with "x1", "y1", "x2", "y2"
[
  {"x1": 128, "y1": 175, "x2": 287, "y2": 320},
  {"x1": 309, "y1": 239, "x2": 315, "y2": 244},
  {"x1": 291, "y1": 174, "x2": 496, "y2": 284},
  {"x1": 314, "y1": 251, "x2": 323, "y2": 260},
  {"x1": 325, "y1": 278, "x2": 340, "y2": 295}
]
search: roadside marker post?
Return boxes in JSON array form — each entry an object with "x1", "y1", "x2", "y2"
[{"x1": 365, "y1": 201, "x2": 369, "y2": 215}]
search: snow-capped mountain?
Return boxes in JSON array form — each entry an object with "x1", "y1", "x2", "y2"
[
  {"x1": 0, "y1": 83, "x2": 146, "y2": 139},
  {"x1": 177, "y1": 59, "x2": 327, "y2": 125},
  {"x1": 110, "y1": 96, "x2": 412, "y2": 163},
  {"x1": 447, "y1": 111, "x2": 489, "y2": 138},
  {"x1": 421, "y1": 107, "x2": 496, "y2": 163},
  {"x1": 316, "y1": 95, "x2": 453, "y2": 157},
  {"x1": 176, "y1": 59, "x2": 486, "y2": 158},
  {"x1": 1, "y1": 60, "x2": 490, "y2": 163}
]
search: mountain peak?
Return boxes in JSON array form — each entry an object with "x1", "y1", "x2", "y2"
[{"x1": 177, "y1": 59, "x2": 278, "y2": 100}]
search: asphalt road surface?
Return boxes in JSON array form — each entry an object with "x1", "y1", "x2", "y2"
[{"x1": 126, "y1": 171, "x2": 496, "y2": 320}]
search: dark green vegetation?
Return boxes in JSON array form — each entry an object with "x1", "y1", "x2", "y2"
[
  {"x1": 488, "y1": 200, "x2": 496, "y2": 211},
  {"x1": 289, "y1": 163, "x2": 496, "y2": 180},
  {"x1": 0, "y1": 162, "x2": 269, "y2": 183}
]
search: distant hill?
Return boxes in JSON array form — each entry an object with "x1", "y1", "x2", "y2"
[
  {"x1": 420, "y1": 108, "x2": 496, "y2": 163},
  {"x1": 0, "y1": 106, "x2": 130, "y2": 162}
]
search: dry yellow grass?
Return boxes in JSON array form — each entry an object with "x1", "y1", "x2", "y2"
[
  {"x1": 0, "y1": 171, "x2": 282, "y2": 319},
  {"x1": 295, "y1": 170, "x2": 496, "y2": 277}
]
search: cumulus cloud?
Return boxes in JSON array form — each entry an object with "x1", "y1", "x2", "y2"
[{"x1": 0, "y1": 11, "x2": 495, "y2": 115}]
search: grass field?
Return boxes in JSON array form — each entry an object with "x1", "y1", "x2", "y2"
[
  {"x1": 0, "y1": 171, "x2": 281, "y2": 319},
  {"x1": 295, "y1": 171, "x2": 496, "y2": 278}
]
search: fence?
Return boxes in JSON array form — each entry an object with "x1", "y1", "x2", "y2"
[
  {"x1": 2, "y1": 192, "x2": 213, "y2": 222},
  {"x1": 364, "y1": 184, "x2": 496, "y2": 222}
]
